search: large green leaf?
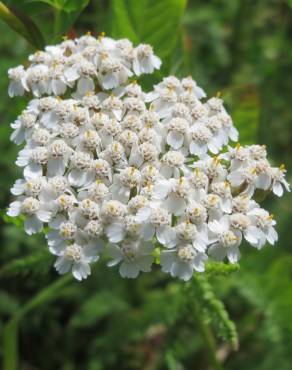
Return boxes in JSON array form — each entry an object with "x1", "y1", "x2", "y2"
[
  {"x1": 110, "y1": 0, "x2": 187, "y2": 58},
  {"x1": 25, "y1": 0, "x2": 89, "y2": 13},
  {"x1": 26, "y1": 0, "x2": 90, "y2": 38}
]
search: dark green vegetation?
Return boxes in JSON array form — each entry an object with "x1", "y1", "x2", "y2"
[{"x1": 0, "y1": 1, "x2": 292, "y2": 369}]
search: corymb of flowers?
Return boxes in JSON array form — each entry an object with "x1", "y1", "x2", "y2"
[{"x1": 7, "y1": 33, "x2": 290, "y2": 281}]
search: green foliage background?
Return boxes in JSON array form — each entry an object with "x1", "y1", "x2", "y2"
[{"x1": 0, "y1": 1, "x2": 292, "y2": 369}]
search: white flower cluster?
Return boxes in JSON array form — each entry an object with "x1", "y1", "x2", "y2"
[
  {"x1": 7, "y1": 34, "x2": 290, "y2": 281},
  {"x1": 7, "y1": 32, "x2": 161, "y2": 98}
]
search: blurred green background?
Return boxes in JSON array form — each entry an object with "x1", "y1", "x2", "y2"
[{"x1": 0, "y1": 1, "x2": 292, "y2": 369}]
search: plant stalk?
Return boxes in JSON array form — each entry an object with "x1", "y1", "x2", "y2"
[
  {"x1": 192, "y1": 297, "x2": 224, "y2": 370},
  {"x1": 3, "y1": 274, "x2": 72, "y2": 370},
  {"x1": 0, "y1": 1, "x2": 44, "y2": 49}
]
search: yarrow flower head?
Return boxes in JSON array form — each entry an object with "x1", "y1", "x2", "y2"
[{"x1": 7, "y1": 33, "x2": 290, "y2": 281}]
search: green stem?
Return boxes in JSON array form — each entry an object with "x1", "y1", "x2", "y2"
[
  {"x1": 0, "y1": 1, "x2": 44, "y2": 49},
  {"x1": 3, "y1": 320, "x2": 18, "y2": 370},
  {"x1": 3, "y1": 275, "x2": 72, "y2": 370},
  {"x1": 54, "y1": 8, "x2": 62, "y2": 40},
  {"x1": 192, "y1": 297, "x2": 224, "y2": 370}
]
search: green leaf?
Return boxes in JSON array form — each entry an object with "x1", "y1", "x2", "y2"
[
  {"x1": 0, "y1": 291, "x2": 19, "y2": 315},
  {"x1": 110, "y1": 0, "x2": 187, "y2": 57},
  {"x1": 205, "y1": 262, "x2": 240, "y2": 276},
  {"x1": 0, "y1": 249, "x2": 53, "y2": 278},
  {"x1": 190, "y1": 275, "x2": 238, "y2": 349},
  {"x1": 22, "y1": 0, "x2": 90, "y2": 39},
  {"x1": 110, "y1": 0, "x2": 139, "y2": 43},
  {"x1": 0, "y1": 1, "x2": 44, "y2": 48},
  {"x1": 69, "y1": 291, "x2": 129, "y2": 329},
  {"x1": 26, "y1": 0, "x2": 89, "y2": 13},
  {"x1": 224, "y1": 85, "x2": 260, "y2": 145},
  {"x1": 165, "y1": 351, "x2": 183, "y2": 370},
  {"x1": 0, "y1": 209, "x2": 24, "y2": 228}
]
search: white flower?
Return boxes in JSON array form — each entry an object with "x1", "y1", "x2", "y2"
[
  {"x1": 247, "y1": 208, "x2": 278, "y2": 249},
  {"x1": 94, "y1": 159, "x2": 112, "y2": 183},
  {"x1": 98, "y1": 57, "x2": 132, "y2": 89},
  {"x1": 16, "y1": 147, "x2": 48, "y2": 179},
  {"x1": 152, "y1": 76, "x2": 181, "y2": 94},
  {"x1": 11, "y1": 177, "x2": 46, "y2": 197},
  {"x1": 173, "y1": 221, "x2": 209, "y2": 252},
  {"x1": 190, "y1": 123, "x2": 220, "y2": 157},
  {"x1": 8, "y1": 66, "x2": 27, "y2": 97},
  {"x1": 129, "y1": 142, "x2": 158, "y2": 167},
  {"x1": 47, "y1": 220, "x2": 77, "y2": 251},
  {"x1": 208, "y1": 217, "x2": 242, "y2": 263},
  {"x1": 110, "y1": 167, "x2": 141, "y2": 202},
  {"x1": 116, "y1": 81, "x2": 146, "y2": 100},
  {"x1": 193, "y1": 157, "x2": 227, "y2": 182},
  {"x1": 40, "y1": 176, "x2": 71, "y2": 203},
  {"x1": 161, "y1": 244, "x2": 208, "y2": 281},
  {"x1": 128, "y1": 195, "x2": 149, "y2": 213},
  {"x1": 270, "y1": 165, "x2": 290, "y2": 196},
  {"x1": 229, "y1": 213, "x2": 262, "y2": 245},
  {"x1": 84, "y1": 219, "x2": 104, "y2": 239},
  {"x1": 25, "y1": 65, "x2": 49, "y2": 97},
  {"x1": 64, "y1": 59, "x2": 96, "y2": 96},
  {"x1": 222, "y1": 144, "x2": 250, "y2": 171},
  {"x1": 68, "y1": 151, "x2": 93, "y2": 187},
  {"x1": 118, "y1": 129, "x2": 138, "y2": 153},
  {"x1": 217, "y1": 112, "x2": 238, "y2": 143},
  {"x1": 211, "y1": 181, "x2": 233, "y2": 213},
  {"x1": 101, "y1": 199, "x2": 127, "y2": 221},
  {"x1": 189, "y1": 168, "x2": 209, "y2": 196},
  {"x1": 190, "y1": 101, "x2": 208, "y2": 121},
  {"x1": 136, "y1": 205, "x2": 175, "y2": 246},
  {"x1": 100, "y1": 141, "x2": 127, "y2": 167},
  {"x1": 185, "y1": 201, "x2": 208, "y2": 225},
  {"x1": 10, "y1": 110, "x2": 37, "y2": 145},
  {"x1": 160, "y1": 150, "x2": 187, "y2": 178},
  {"x1": 133, "y1": 44, "x2": 161, "y2": 75},
  {"x1": 54, "y1": 193, "x2": 77, "y2": 214},
  {"x1": 7, "y1": 196, "x2": 51, "y2": 235},
  {"x1": 206, "y1": 97, "x2": 225, "y2": 113},
  {"x1": 107, "y1": 240, "x2": 154, "y2": 278},
  {"x1": 79, "y1": 181, "x2": 109, "y2": 203},
  {"x1": 105, "y1": 215, "x2": 141, "y2": 243},
  {"x1": 181, "y1": 77, "x2": 206, "y2": 99},
  {"x1": 150, "y1": 87, "x2": 178, "y2": 118},
  {"x1": 166, "y1": 118, "x2": 189, "y2": 149},
  {"x1": 227, "y1": 166, "x2": 258, "y2": 196},
  {"x1": 47, "y1": 140, "x2": 72, "y2": 176},
  {"x1": 249, "y1": 145, "x2": 267, "y2": 161},
  {"x1": 76, "y1": 198, "x2": 100, "y2": 222},
  {"x1": 153, "y1": 177, "x2": 190, "y2": 216},
  {"x1": 53, "y1": 243, "x2": 99, "y2": 281},
  {"x1": 47, "y1": 63, "x2": 67, "y2": 95}
]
